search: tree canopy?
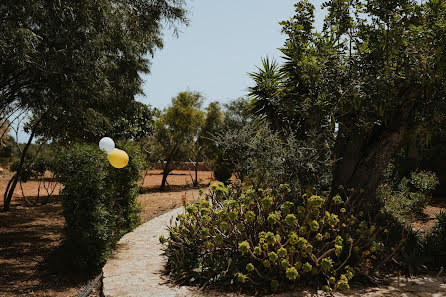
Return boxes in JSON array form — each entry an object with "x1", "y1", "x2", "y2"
[
  {"x1": 1, "y1": 0, "x2": 188, "y2": 210},
  {"x1": 249, "y1": 0, "x2": 446, "y2": 202},
  {"x1": 1, "y1": 0, "x2": 187, "y2": 143}
]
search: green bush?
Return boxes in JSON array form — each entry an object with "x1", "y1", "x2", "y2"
[
  {"x1": 378, "y1": 170, "x2": 439, "y2": 222},
  {"x1": 410, "y1": 171, "x2": 440, "y2": 194},
  {"x1": 213, "y1": 154, "x2": 233, "y2": 183},
  {"x1": 213, "y1": 124, "x2": 332, "y2": 195},
  {"x1": 54, "y1": 142, "x2": 143, "y2": 271},
  {"x1": 10, "y1": 157, "x2": 50, "y2": 183},
  {"x1": 162, "y1": 183, "x2": 384, "y2": 294},
  {"x1": 424, "y1": 212, "x2": 446, "y2": 268}
]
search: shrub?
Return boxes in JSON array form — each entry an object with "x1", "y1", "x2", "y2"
[
  {"x1": 410, "y1": 170, "x2": 440, "y2": 194},
  {"x1": 163, "y1": 183, "x2": 384, "y2": 294},
  {"x1": 213, "y1": 154, "x2": 233, "y2": 183},
  {"x1": 378, "y1": 170, "x2": 439, "y2": 222},
  {"x1": 10, "y1": 157, "x2": 48, "y2": 183},
  {"x1": 54, "y1": 142, "x2": 143, "y2": 271},
  {"x1": 213, "y1": 123, "x2": 332, "y2": 195},
  {"x1": 424, "y1": 212, "x2": 446, "y2": 268}
]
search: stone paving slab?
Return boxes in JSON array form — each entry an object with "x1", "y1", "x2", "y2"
[{"x1": 102, "y1": 207, "x2": 446, "y2": 297}]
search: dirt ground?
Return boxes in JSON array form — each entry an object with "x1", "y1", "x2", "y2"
[
  {"x1": 412, "y1": 196, "x2": 446, "y2": 234},
  {"x1": 0, "y1": 170, "x2": 212, "y2": 297}
]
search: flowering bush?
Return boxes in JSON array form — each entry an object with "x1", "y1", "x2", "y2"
[{"x1": 162, "y1": 183, "x2": 385, "y2": 294}]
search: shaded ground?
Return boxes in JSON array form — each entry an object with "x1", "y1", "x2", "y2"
[
  {"x1": 0, "y1": 170, "x2": 212, "y2": 297},
  {"x1": 412, "y1": 196, "x2": 446, "y2": 234}
]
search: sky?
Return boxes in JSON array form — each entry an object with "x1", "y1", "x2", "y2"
[
  {"x1": 15, "y1": 0, "x2": 326, "y2": 142},
  {"x1": 137, "y1": 0, "x2": 326, "y2": 110}
]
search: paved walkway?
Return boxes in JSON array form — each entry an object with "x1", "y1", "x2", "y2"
[{"x1": 102, "y1": 207, "x2": 446, "y2": 297}]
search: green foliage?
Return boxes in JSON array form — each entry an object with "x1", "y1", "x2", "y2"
[
  {"x1": 0, "y1": 136, "x2": 16, "y2": 164},
  {"x1": 424, "y1": 212, "x2": 446, "y2": 268},
  {"x1": 149, "y1": 91, "x2": 205, "y2": 189},
  {"x1": 53, "y1": 142, "x2": 143, "y2": 271},
  {"x1": 378, "y1": 170, "x2": 439, "y2": 222},
  {"x1": 213, "y1": 154, "x2": 234, "y2": 183},
  {"x1": 222, "y1": 98, "x2": 253, "y2": 132},
  {"x1": 163, "y1": 183, "x2": 385, "y2": 294},
  {"x1": 248, "y1": 0, "x2": 446, "y2": 201},
  {"x1": 1, "y1": 0, "x2": 187, "y2": 143},
  {"x1": 10, "y1": 156, "x2": 51, "y2": 183},
  {"x1": 213, "y1": 123, "x2": 332, "y2": 195},
  {"x1": 410, "y1": 171, "x2": 440, "y2": 194},
  {"x1": 187, "y1": 101, "x2": 224, "y2": 186}
]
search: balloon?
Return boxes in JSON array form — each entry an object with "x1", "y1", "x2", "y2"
[
  {"x1": 108, "y1": 149, "x2": 129, "y2": 168},
  {"x1": 99, "y1": 137, "x2": 115, "y2": 154}
]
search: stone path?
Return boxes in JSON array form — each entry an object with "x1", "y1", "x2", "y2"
[{"x1": 102, "y1": 207, "x2": 446, "y2": 297}]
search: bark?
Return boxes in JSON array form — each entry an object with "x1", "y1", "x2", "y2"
[
  {"x1": 3, "y1": 130, "x2": 35, "y2": 211},
  {"x1": 193, "y1": 146, "x2": 204, "y2": 187},
  {"x1": 160, "y1": 169, "x2": 169, "y2": 191},
  {"x1": 160, "y1": 144, "x2": 178, "y2": 191},
  {"x1": 194, "y1": 163, "x2": 198, "y2": 187},
  {"x1": 331, "y1": 84, "x2": 423, "y2": 204}
]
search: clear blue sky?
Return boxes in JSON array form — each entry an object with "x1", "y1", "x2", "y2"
[{"x1": 137, "y1": 0, "x2": 325, "y2": 110}]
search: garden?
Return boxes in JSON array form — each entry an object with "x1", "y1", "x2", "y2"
[{"x1": 1, "y1": 0, "x2": 446, "y2": 296}]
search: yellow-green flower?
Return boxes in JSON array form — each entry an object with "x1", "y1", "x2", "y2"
[
  {"x1": 236, "y1": 272, "x2": 247, "y2": 283},
  {"x1": 238, "y1": 241, "x2": 250, "y2": 254},
  {"x1": 302, "y1": 262, "x2": 312, "y2": 272},
  {"x1": 309, "y1": 220, "x2": 319, "y2": 231},
  {"x1": 277, "y1": 247, "x2": 287, "y2": 258},
  {"x1": 219, "y1": 221, "x2": 229, "y2": 231},
  {"x1": 285, "y1": 214, "x2": 297, "y2": 226},
  {"x1": 286, "y1": 267, "x2": 299, "y2": 280},
  {"x1": 246, "y1": 263, "x2": 255, "y2": 272},
  {"x1": 245, "y1": 211, "x2": 256, "y2": 222},
  {"x1": 321, "y1": 257, "x2": 333, "y2": 271},
  {"x1": 254, "y1": 246, "x2": 262, "y2": 256},
  {"x1": 265, "y1": 232, "x2": 275, "y2": 244},
  {"x1": 268, "y1": 251, "x2": 278, "y2": 262}
]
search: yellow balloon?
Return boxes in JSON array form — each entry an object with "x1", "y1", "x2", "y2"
[{"x1": 108, "y1": 149, "x2": 129, "y2": 168}]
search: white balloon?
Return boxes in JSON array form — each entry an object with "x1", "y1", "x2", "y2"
[{"x1": 99, "y1": 137, "x2": 115, "y2": 154}]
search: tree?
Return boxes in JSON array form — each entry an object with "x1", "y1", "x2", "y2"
[
  {"x1": 249, "y1": 0, "x2": 446, "y2": 204},
  {"x1": 154, "y1": 91, "x2": 204, "y2": 190},
  {"x1": 1, "y1": 0, "x2": 187, "y2": 210},
  {"x1": 187, "y1": 102, "x2": 224, "y2": 186},
  {"x1": 222, "y1": 97, "x2": 253, "y2": 131},
  {"x1": 0, "y1": 120, "x2": 10, "y2": 147}
]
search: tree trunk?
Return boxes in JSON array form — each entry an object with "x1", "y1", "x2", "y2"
[
  {"x1": 331, "y1": 84, "x2": 422, "y2": 204},
  {"x1": 160, "y1": 145, "x2": 179, "y2": 191},
  {"x1": 3, "y1": 130, "x2": 35, "y2": 211},
  {"x1": 194, "y1": 161, "x2": 199, "y2": 187},
  {"x1": 160, "y1": 159, "x2": 173, "y2": 191},
  {"x1": 160, "y1": 170, "x2": 169, "y2": 191},
  {"x1": 193, "y1": 146, "x2": 204, "y2": 187}
]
